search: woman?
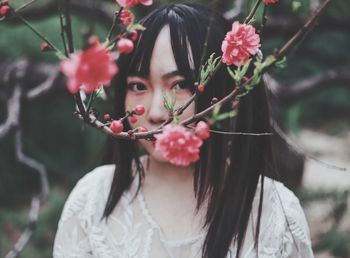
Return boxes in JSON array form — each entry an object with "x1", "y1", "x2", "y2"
[{"x1": 53, "y1": 3, "x2": 314, "y2": 258}]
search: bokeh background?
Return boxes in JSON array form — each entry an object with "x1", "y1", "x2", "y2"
[{"x1": 1, "y1": 0, "x2": 349, "y2": 257}]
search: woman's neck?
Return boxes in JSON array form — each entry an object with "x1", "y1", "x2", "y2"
[{"x1": 143, "y1": 156, "x2": 194, "y2": 189}]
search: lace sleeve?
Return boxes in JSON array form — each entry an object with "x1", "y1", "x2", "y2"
[
  {"x1": 278, "y1": 185, "x2": 314, "y2": 258},
  {"x1": 53, "y1": 176, "x2": 94, "y2": 258}
]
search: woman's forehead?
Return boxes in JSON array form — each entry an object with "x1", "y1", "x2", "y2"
[
  {"x1": 149, "y1": 26, "x2": 194, "y2": 77},
  {"x1": 149, "y1": 26, "x2": 178, "y2": 77}
]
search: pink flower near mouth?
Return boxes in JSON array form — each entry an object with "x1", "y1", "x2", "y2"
[
  {"x1": 60, "y1": 40, "x2": 118, "y2": 94},
  {"x1": 155, "y1": 124, "x2": 203, "y2": 166},
  {"x1": 116, "y1": 0, "x2": 152, "y2": 8},
  {"x1": 221, "y1": 21, "x2": 260, "y2": 66}
]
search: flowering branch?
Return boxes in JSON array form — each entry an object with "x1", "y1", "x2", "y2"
[
  {"x1": 180, "y1": 0, "x2": 334, "y2": 127},
  {"x1": 70, "y1": 0, "x2": 335, "y2": 142}
]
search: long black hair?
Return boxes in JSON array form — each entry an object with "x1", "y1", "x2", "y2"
[{"x1": 103, "y1": 3, "x2": 275, "y2": 258}]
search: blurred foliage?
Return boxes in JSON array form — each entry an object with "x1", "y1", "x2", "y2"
[{"x1": 0, "y1": 0, "x2": 350, "y2": 257}]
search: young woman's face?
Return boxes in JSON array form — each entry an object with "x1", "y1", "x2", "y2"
[{"x1": 125, "y1": 26, "x2": 195, "y2": 163}]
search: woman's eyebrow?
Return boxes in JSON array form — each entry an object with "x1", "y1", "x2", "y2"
[{"x1": 161, "y1": 70, "x2": 184, "y2": 80}]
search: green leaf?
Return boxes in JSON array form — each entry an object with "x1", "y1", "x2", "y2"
[
  {"x1": 127, "y1": 23, "x2": 146, "y2": 32},
  {"x1": 199, "y1": 53, "x2": 221, "y2": 84},
  {"x1": 275, "y1": 56, "x2": 287, "y2": 69},
  {"x1": 55, "y1": 51, "x2": 67, "y2": 60},
  {"x1": 173, "y1": 116, "x2": 180, "y2": 124},
  {"x1": 214, "y1": 111, "x2": 237, "y2": 122},
  {"x1": 212, "y1": 104, "x2": 221, "y2": 118},
  {"x1": 292, "y1": 1, "x2": 302, "y2": 12},
  {"x1": 227, "y1": 66, "x2": 237, "y2": 80},
  {"x1": 163, "y1": 90, "x2": 176, "y2": 113}
]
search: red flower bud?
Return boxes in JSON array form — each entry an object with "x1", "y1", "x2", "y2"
[
  {"x1": 119, "y1": 9, "x2": 134, "y2": 26},
  {"x1": 117, "y1": 38, "x2": 134, "y2": 54},
  {"x1": 197, "y1": 84, "x2": 205, "y2": 93},
  {"x1": 134, "y1": 104, "x2": 145, "y2": 116},
  {"x1": 195, "y1": 121, "x2": 210, "y2": 140},
  {"x1": 103, "y1": 113, "x2": 111, "y2": 121},
  {"x1": 2, "y1": 0, "x2": 9, "y2": 5},
  {"x1": 40, "y1": 42, "x2": 53, "y2": 52},
  {"x1": 129, "y1": 30, "x2": 138, "y2": 41},
  {"x1": 129, "y1": 116, "x2": 137, "y2": 123},
  {"x1": 88, "y1": 35, "x2": 100, "y2": 46},
  {"x1": 110, "y1": 120, "x2": 124, "y2": 134},
  {"x1": 0, "y1": 5, "x2": 9, "y2": 16},
  {"x1": 211, "y1": 97, "x2": 218, "y2": 104}
]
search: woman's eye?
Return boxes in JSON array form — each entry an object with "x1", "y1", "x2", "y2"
[
  {"x1": 172, "y1": 81, "x2": 188, "y2": 91},
  {"x1": 127, "y1": 83, "x2": 147, "y2": 92}
]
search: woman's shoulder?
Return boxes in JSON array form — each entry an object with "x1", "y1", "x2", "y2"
[
  {"x1": 261, "y1": 177, "x2": 312, "y2": 249},
  {"x1": 69, "y1": 164, "x2": 115, "y2": 201},
  {"x1": 58, "y1": 165, "x2": 116, "y2": 225},
  {"x1": 264, "y1": 177, "x2": 308, "y2": 222}
]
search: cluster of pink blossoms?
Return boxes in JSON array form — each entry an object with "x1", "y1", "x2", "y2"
[
  {"x1": 155, "y1": 122, "x2": 210, "y2": 166},
  {"x1": 60, "y1": 39, "x2": 118, "y2": 94},
  {"x1": 116, "y1": 0, "x2": 152, "y2": 8},
  {"x1": 221, "y1": 21, "x2": 261, "y2": 66}
]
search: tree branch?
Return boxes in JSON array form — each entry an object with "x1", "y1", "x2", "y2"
[{"x1": 265, "y1": 66, "x2": 350, "y2": 106}]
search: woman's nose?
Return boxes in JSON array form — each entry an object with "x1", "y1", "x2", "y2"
[{"x1": 147, "y1": 90, "x2": 168, "y2": 125}]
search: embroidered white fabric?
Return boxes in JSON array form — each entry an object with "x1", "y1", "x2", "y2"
[{"x1": 53, "y1": 165, "x2": 314, "y2": 258}]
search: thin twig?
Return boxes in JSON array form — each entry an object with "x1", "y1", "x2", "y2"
[
  {"x1": 14, "y1": 13, "x2": 63, "y2": 55},
  {"x1": 14, "y1": 0, "x2": 37, "y2": 12},
  {"x1": 244, "y1": 0, "x2": 262, "y2": 24},
  {"x1": 107, "y1": 7, "x2": 123, "y2": 41},
  {"x1": 209, "y1": 129, "x2": 273, "y2": 136},
  {"x1": 272, "y1": 120, "x2": 347, "y2": 172},
  {"x1": 276, "y1": 0, "x2": 332, "y2": 58},
  {"x1": 58, "y1": 5, "x2": 69, "y2": 57},
  {"x1": 63, "y1": 0, "x2": 74, "y2": 53}
]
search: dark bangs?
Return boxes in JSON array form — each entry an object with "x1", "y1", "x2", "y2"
[{"x1": 127, "y1": 4, "x2": 230, "y2": 96}]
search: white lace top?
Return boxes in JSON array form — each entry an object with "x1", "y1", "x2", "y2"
[{"x1": 53, "y1": 165, "x2": 314, "y2": 258}]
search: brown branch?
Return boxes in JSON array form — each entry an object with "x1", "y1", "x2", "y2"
[
  {"x1": 107, "y1": 7, "x2": 123, "y2": 41},
  {"x1": 265, "y1": 66, "x2": 350, "y2": 105},
  {"x1": 244, "y1": 0, "x2": 262, "y2": 24},
  {"x1": 0, "y1": 86, "x2": 21, "y2": 138},
  {"x1": 5, "y1": 130, "x2": 49, "y2": 258},
  {"x1": 276, "y1": 0, "x2": 333, "y2": 58},
  {"x1": 14, "y1": 0, "x2": 37, "y2": 12}
]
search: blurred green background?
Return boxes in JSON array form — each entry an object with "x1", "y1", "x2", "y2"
[{"x1": 1, "y1": 0, "x2": 350, "y2": 257}]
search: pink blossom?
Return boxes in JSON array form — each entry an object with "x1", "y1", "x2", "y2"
[
  {"x1": 155, "y1": 124, "x2": 203, "y2": 166},
  {"x1": 119, "y1": 9, "x2": 134, "y2": 26},
  {"x1": 221, "y1": 21, "x2": 260, "y2": 66},
  {"x1": 116, "y1": 0, "x2": 152, "y2": 8},
  {"x1": 60, "y1": 41, "x2": 118, "y2": 94},
  {"x1": 263, "y1": 0, "x2": 279, "y2": 5},
  {"x1": 195, "y1": 121, "x2": 210, "y2": 139}
]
